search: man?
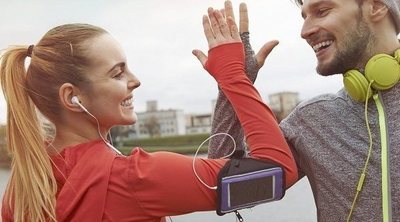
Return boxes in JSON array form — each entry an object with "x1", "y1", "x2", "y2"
[{"x1": 204, "y1": 0, "x2": 400, "y2": 221}]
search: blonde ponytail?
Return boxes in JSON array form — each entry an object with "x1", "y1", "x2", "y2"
[
  {"x1": 1, "y1": 23, "x2": 107, "y2": 221},
  {"x1": 1, "y1": 46, "x2": 57, "y2": 221}
]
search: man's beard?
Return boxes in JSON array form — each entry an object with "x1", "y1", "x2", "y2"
[{"x1": 317, "y1": 18, "x2": 373, "y2": 76}]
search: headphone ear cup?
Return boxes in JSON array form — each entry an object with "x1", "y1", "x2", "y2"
[
  {"x1": 394, "y1": 49, "x2": 400, "y2": 63},
  {"x1": 365, "y1": 53, "x2": 400, "y2": 90},
  {"x1": 343, "y1": 70, "x2": 372, "y2": 102}
]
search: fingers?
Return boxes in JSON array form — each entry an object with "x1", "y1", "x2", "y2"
[
  {"x1": 203, "y1": 15, "x2": 216, "y2": 47},
  {"x1": 256, "y1": 40, "x2": 279, "y2": 68},
  {"x1": 214, "y1": 9, "x2": 231, "y2": 39},
  {"x1": 208, "y1": 8, "x2": 222, "y2": 40},
  {"x1": 224, "y1": 0, "x2": 235, "y2": 22},
  {"x1": 220, "y1": 0, "x2": 237, "y2": 40},
  {"x1": 227, "y1": 16, "x2": 240, "y2": 41},
  {"x1": 220, "y1": 9, "x2": 226, "y2": 19},
  {"x1": 239, "y1": 3, "x2": 249, "y2": 33},
  {"x1": 192, "y1": 49, "x2": 208, "y2": 67},
  {"x1": 200, "y1": 5, "x2": 241, "y2": 50}
]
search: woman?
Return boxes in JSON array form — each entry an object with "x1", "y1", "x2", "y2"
[{"x1": 1, "y1": 6, "x2": 297, "y2": 222}]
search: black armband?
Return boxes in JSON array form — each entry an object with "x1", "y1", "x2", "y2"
[{"x1": 216, "y1": 158, "x2": 285, "y2": 216}]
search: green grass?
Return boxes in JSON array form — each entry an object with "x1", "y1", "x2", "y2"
[
  {"x1": 119, "y1": 145, "x2": 207, "y2": 155},
  {"x1": 0, "y1": 134, "x2": 213, "y2": 168},
  {"x1": 118, "y1": 134, "x2": 211, "y2": 155}
]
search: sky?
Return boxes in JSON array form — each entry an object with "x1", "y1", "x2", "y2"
[{"x1": 0, "y1": 0, "x2": 344, "y2": 124}]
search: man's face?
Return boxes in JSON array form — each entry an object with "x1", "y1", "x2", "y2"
[{"x1": 300, "y1": 0, "x2": 373, "y2": 76}]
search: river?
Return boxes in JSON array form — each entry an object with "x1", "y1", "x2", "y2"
[{"x1": 0, "y1": 168, "x2": 316, "y2": 221}]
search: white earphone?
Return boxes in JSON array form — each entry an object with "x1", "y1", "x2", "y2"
[
  {"x1": 71, "y1": 96, "x2": 87, "y2": 111},
  {"x1": 71, "y1": 96, "x2": 80, "y2": 105},
  {"x1": 70, "y1": 95, "x2": 122, "y2": 155}
]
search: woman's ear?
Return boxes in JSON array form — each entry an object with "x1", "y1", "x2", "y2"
[{"x1": 59, "y1": 83, "x2": 84, "y2": 112}]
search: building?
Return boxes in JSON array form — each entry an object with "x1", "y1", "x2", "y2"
[
  {"x1": 185, "y1": 113, "x2": 212, "y2": 135},
  {"x1": 115, "y1": 92, "x2": 300, "y2": 140},
  {"x1": 268, "y1": 92, "x2": 300, "y2": 122},
  {"x1": 125, "y1": 101, "x2": 186, "y2": 139}
]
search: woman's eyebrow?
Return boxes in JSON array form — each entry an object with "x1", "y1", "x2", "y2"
[{"x1": 107, "y1": 62, "x2": 126, "y2": 73}]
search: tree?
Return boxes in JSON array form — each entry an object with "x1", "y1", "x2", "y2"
[{"x1": 144, "y1": 116, "x2": 160, "y2": 138}]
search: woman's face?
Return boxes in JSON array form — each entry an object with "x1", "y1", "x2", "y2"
[{"x1": 79, "y1": 33, "x2": 141, "y2": 129}]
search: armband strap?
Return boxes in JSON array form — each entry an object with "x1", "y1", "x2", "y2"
[{"x1": 216, "y1": 158, "x2": 285, "y2": 216}]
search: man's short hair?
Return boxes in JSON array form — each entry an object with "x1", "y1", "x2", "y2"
[
  {"x1": 294, "y1": 0, "x2": 400, "y2": 34},
  {"x1": 384, "y1": 0, "x2": 400, "y2": 33}
]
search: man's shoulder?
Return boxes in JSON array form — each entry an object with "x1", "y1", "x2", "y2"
[
  {"x1": 281, "y1": 88, "x2": 349, "y2": 129},
  {"x1": 295, "y1": 88, "x2": 347, "y2": 112}
]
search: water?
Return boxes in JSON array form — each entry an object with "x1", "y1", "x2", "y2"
[
  {"x1": 0, "y1": 169, "x2": 316, "y2": 222},
  {"x1": 173, "y1": 178, "x2": 316, "y2": 222},
  {"x1": 1, "y1": 168, "x2": 10, "y2": 218}
]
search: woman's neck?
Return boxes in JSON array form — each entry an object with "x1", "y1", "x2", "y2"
[{"x1": 50, "y1": 120, "x2": 109, "y2": 153}]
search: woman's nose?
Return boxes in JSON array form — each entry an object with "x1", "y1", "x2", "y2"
[{"x1": 128, "y1": 72, "x2": 141, "y2": 90}]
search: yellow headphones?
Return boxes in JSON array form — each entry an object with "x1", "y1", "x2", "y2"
[{"x1": 343, "y1": 49, "x2": 400, "y2": 102}]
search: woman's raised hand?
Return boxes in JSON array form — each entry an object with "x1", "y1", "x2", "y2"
[{"x1": 192, "y1": 6, "x2": 241, "y2": 67}]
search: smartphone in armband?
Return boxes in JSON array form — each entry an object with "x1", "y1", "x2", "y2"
[{"x1": 216, "y1": 158, "x2": 285, "y2": 215}]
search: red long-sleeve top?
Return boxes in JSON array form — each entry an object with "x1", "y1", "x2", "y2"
[{"x1": 1, "y1": 43, "x2": 297, "y2": 222}]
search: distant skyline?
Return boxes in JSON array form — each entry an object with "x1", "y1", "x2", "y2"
[{"x1": 0, "y1": 0, "x2": 344, "y2": 124}]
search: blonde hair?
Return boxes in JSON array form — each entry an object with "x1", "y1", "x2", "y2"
[{"x1": 0, "y1": 24, "x2": 106, "y2": 221}]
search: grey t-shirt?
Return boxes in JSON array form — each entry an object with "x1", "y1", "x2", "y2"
[{"x1": 280, "y1": 86, "x2": 400, "y2": 221}]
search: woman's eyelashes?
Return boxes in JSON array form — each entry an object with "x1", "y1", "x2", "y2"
[
  {"x1": 113, "y1": 71, "x2": 124, "y2": 79},
  {"x1": 112, "y1": 65, "x2": 126, "y2": 79}
]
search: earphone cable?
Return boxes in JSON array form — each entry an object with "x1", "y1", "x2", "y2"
[
  {"x1": 347, "y1": 81, "x2": 375, "y2": 222},
  {"x1": 87, "y1": 110, "x2": 123, "y2": 155},
  {"x1": 192, "y1": 132, "x2": 237, "y2": 190},
  {"x1": 76, "y1": 103, "x2": 123, "y2": 155}
]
